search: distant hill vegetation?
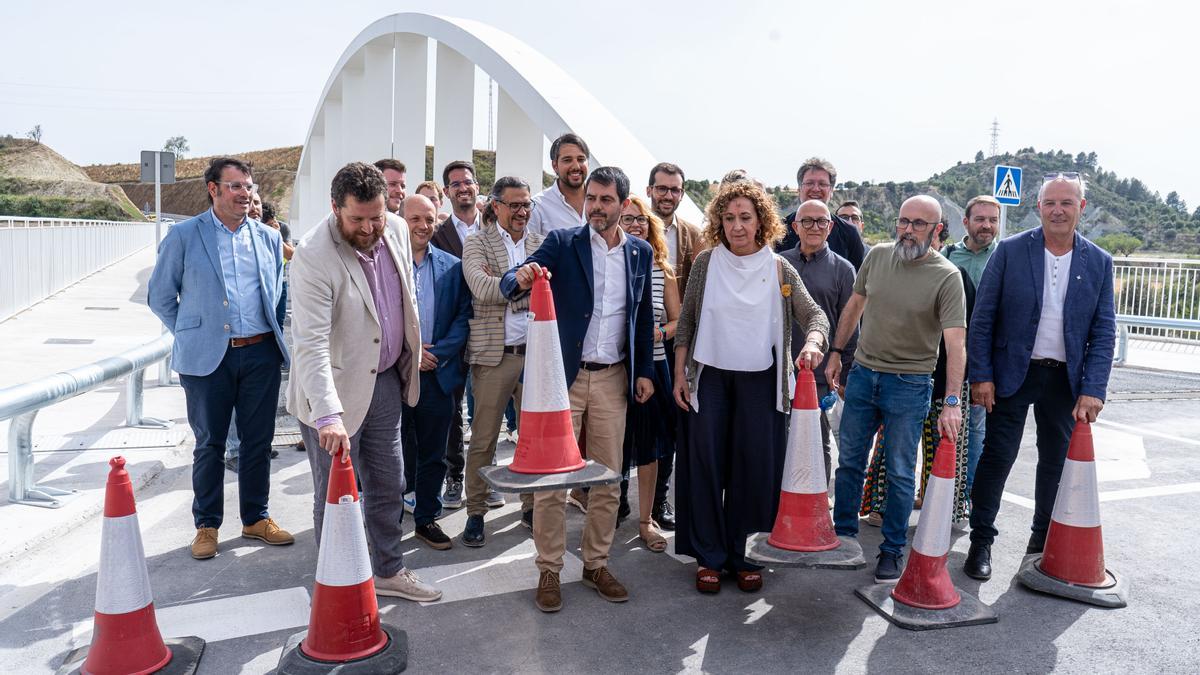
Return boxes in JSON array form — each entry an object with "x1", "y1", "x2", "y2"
[
  {"x1": 687, "y1": 148, "x2": 1200, "y2": 256},
  {"x1": 0, "y1": 137, "x2": 143, "y2": 220}
]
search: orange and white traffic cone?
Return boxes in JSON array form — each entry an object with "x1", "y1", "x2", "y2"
[
  {"x1": 745, "y1": 368, "x2": 864, "y2": 570},
  {"x1": 856, "y1": 437, "x2": 998, "y2": 630},
  {"x1": 480, "y1": 271, "x2": 620, "y2": 493},
  {"x1": 277, "y1": 450, "x2": 408, "y2": 673},
  {"x1": 1017, "y1": 421, "x2": 1129, "y2": 608},
  {"x1": 60, "y1": 457, "x2": 205, "y2": 675}
]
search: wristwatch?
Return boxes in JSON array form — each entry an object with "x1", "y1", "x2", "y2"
[{"x1": 944, "y1": 394, "x2": 961, "y2": 407}]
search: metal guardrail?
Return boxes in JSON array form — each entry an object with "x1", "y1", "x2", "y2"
[
  {"x1": 1114, "y1": 314, "x2": 1200, "y2": 366},
  {"x1": 0, "y1": 333, "x2": 173, "y2": 508},
  {"x1": 0, "y1": 217, "x2": 156, "y2": 322},
  {"x1": 1112, "y1": 257, "x2": 1200, "y2": 342}
]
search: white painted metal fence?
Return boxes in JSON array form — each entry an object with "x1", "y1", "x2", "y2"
[
  {"x1": 0, "y1": 217, "x2": 156, "y2": 322},
  {"x1": 1112, "y1": 257, "x2": 1200, "y2": 342}
]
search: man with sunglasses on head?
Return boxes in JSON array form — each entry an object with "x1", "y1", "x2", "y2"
[
  {"x1": 777, "y1": 158, "x2": 866, "y2": 269},
  {"x1": 963, "y1": 174, "x2": 1115, "y2": 581},
  {"x1": 825, "y1": 195, "x2": 966, "y2": 584},
  {"x1": 780, "y1": 199, "x2": 857, "y2": 485},
  {"x1": 148, "y1": 157, "x2": 294, "y2": 560},
  {"x1": 643, "y1": 161, "x2": 705, "y2": 530}
]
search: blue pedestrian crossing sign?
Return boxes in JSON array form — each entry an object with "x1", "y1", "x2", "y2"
[{"x1": 993, "y1": 165, "x2": 1022, "y2": 206}]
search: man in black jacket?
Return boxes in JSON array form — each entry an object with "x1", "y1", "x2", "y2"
[{"x1": 777, "y1": 158, "x2": 866, "y2": 269}]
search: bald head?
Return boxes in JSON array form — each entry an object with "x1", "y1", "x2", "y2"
[
  {"x1": 404, "y1": 194, "x2": 437, "y2": 252},
  {"x1": 796, "y1": 199, "x2": 833, "y2": 254},
  {"x1": 894, "y1": 195, "x2": 942, "y2": 262},
  {"x1": 899, "y1": 195, "x2": 942, "y2": 223}
]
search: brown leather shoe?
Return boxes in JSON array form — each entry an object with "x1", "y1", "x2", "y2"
[
  {"x1": 535, "y1": 570, "x2": 562, "y2": 613},
  {"x1": 581, "y1": 566, "x2": 629, "y2": 602},
  {"x1": 191, "y1": 527, "x2": 218, "y2": 559},
  {"x1": 242, "y1": 517, "x2": 294, "y2": 545}
]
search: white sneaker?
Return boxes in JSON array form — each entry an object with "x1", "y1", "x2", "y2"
[
  {"x1": 375, "y1": 568, "x2": 442, "y2": 602},
  {"x1": 402, "y1": 492, "x2": 416, "y2": 514},
  {"x1": 485, "y1": 489, "x2": 506, "y2": 508}
]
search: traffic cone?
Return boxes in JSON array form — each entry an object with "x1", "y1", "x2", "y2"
[
  {"x1": 59, "y1": 457, "x2": 205, "y2": 675},
  {"x1": 479, "y1": 271, "x2": 620, "y2": 494},
  {"x1": 856, "y1": 437, "x2": 998, "y2": 630},
  {"x1": 1017, "y1": 421, "x2": 1129, "y2": 608},
  {"x1": 745, "y1": 368, "x2": 864, "y2": 570},
  {"x1": 278, "y1": 450, "x2": 407, "y2": 673}
]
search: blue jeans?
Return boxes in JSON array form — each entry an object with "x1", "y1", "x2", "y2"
[
  {"x1": 833, "y1": 364, "x2": 932, "y2": 556},
  {"x1": 966, "y1": 404, "x2": 986, "y2": 492}
]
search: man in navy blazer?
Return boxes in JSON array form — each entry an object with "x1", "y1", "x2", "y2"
[
  {"x1": 500, "y1": 166, "x2": 655, "y2": 612},
  {"x1": 400, "y1": 195, "x2": 472, "y2": 551},
  {"x1": 147, "y1": 157, "x2": 294, "y2": 560},
  {"x1": 963, "y1": 174, "x2": 1116, "y2": 581}
]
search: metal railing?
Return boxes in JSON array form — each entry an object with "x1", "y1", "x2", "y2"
[
  {"x1": 0, "y1": 217, "x2": 156, "y2": 322},
  {"x1": 1114, "y1": 314, "x2": 1200, "y2": 366},
  {"x1": 0, "y1": 334, "x2": 172, "y2": 508},
  {"x1": 1112, "y1": 257, "x2": 1200, "y2": 342}
]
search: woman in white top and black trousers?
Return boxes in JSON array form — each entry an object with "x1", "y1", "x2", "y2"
[{"x1": 673, "y1": 180, "x2": 829, "y2": 594}]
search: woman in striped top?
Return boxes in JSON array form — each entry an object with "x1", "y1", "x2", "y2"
[{"x1": 617, "y1": 196, "x2": 681, "y2": 552}]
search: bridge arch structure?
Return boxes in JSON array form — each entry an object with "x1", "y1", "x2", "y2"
[{"x1": 291, "y1": 12, "x2": 703, "y2": 235}]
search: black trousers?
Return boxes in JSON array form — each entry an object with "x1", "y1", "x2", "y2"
[
  {"x1": 179, "y1": 340, "x2": 282, "y2": 529},
  {"x1": 655, "y1": 338, "x2": 681, "y2": 507},
  {"x1": 444, "y1": 383, "x2": 466, "y2": 482},
  {"x1": 969, "y1": 362, "x2": 1075, "y2": 546}
]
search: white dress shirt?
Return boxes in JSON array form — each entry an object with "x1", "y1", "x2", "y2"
[
  {"x1": 451, "y1": 211, "x2": 481, "y2": 247},
  {"x1": 581, "y1": 226, "x2": 628, "y2": 364},
  {"x1": 528, "y1": 181, "x2": 586, "y2": 236},
  {"x1": 664, "y1": 213, "x2": 680, "y2": 269},
  {"x1": 500, "y1": 225, "x2": 530, "y2": 346},
  {"x1": 1031, "y1": 248, "x2": 1072, "y2": 362}
]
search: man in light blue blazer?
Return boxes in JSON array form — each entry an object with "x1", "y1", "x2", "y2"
[
  {"x1": 400, "y1": 195, "x2": 472, "y2": 551},
  {"x1": 148, "y1": 157, "x2": 293, "y2": 560},
  {"x1": 964, "y1": 173, "x2": 1116, "y2": 580}
]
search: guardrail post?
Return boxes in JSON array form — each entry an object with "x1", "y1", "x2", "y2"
[
  {"x1": 125, "y1": 367, "x2": 171, "y2": 429},
  {"x1": 7, "y1": 410, "x2": 79, "y2": 508},
  {"x1": 1115, "y1": 325, "x2": 1129, "y2": 366}
]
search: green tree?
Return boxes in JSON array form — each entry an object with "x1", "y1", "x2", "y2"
[
  {"x1": 974, "y1": 150, "x2": 985, "y2": 162},
  {"x1": 25, "y1": 124, "x2": 42, "y2": 143},
  {"x1": 163, "y1": 135, "x2": 189, "y2": 159},
  {"x1": 1095, "y1": 233, "x2": 1143, "y2": 256}
]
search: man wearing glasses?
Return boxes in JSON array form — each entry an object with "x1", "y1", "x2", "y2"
[
  {"x1": 528, "y1": 133, "x2": 590, "y2": 236},
  {"x1": 963, "y1": 174, "x2": 1115, "y2": 581},
  {"x1": 148, "y1": 157, "x2": 293, "y2": 560},
  {"x1": 432, "y1": 160, "x2": 482, "y2": 509},
  {"x1": 778, "y1": 158, "x2": 866, "y2": 269},
  {"x1": 459, "y1": 176, "x2": 543, "y2": 546},
  {"x1": 780, "y1": 199, "x2": 857, "y2": 484},
  {"x1": 824, "y1": 195, "x2": 967, "y2": 583},
  {"x1": 644, "y1": 161, "x2": 704, "y2": 530}
]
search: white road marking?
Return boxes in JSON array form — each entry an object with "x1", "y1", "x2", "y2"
[
  {"x1": 1098, "y1": 482, "x2": 1200, "y2": 502},
  {"x1": 71, "y1": 586, "x2": 311, "y2": 646},
  {"x1": 678, "y1": 634, "x2": 709, "y2": 674},
  {"x1": 1091, "y1": 426, "x2": 1151, "y2": 482},
  {"x1": 834, "y1": 616, "x2": 889, "y2": 675},
  {"x1": 1002, "y1": 491, "x2": 1036, "y2": 510},
  {"x1": 412, "y1": 538, "x2": 583, "y2": 606},
  {"x1": 743, "y1": 598, "x2": 773, "y2": 625},
  {"x1": 1094, "y1": 419, "x2": 1200, "y2": 447}
]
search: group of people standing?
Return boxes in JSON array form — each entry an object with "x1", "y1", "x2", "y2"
[{"x1": 147, "y1": 135, "x2": 1116, "y2": 612}]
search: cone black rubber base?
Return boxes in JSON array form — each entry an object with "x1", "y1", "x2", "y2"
[
  {"x1": 855, "y1": 584, "x2": 998, "y2": 631},
  {"x1": 744, "y1": 533, "x2": 867, "y2": 569},
  {"x1": 1016, "y1": 554, "x2": 1129, "y2": 608},
  {"x1": 277, "y1": 623, "x2": 408, "y2": 674},
  {"x1": 479, "y1": 460, "x2": 621, "y2": 494},
  {"x1": 58, "y1": 635, "x2": 206, "y2": 675}
]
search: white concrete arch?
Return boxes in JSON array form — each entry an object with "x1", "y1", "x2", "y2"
[{"x1": 290, "y1": 12, "x2": 703, "y2": 236}]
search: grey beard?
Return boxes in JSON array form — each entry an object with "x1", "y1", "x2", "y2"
[{"x1": 894, "y1": 235, "x2": 930, "y2": 261}]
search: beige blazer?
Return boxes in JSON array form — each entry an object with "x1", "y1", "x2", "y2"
[
  {"x1": 462, "y1": 223, "x2": 544, "y2": 367},
  {"x1": 286, "y1": 211, "x2": 422, "y2": 436}
]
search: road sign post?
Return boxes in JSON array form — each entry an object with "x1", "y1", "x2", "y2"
[
  {"x1": 141, "y1": 150, "x2": 176, "y2": 386},
  {"x1": 993, "y1": 164, "x2": 1022, "y2": 240}
]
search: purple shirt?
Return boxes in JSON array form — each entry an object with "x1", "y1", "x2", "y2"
[{"x1": 316, "y1": 236, "x2": 410, "y2": 431}]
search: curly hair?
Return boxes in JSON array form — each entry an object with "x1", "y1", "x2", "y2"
[
  {"x1": 702, "y1": 180, "x2": 784, "y2": 250},
  {"x1": 626, "y1": 196, "x2": 674, "y2": 279}
]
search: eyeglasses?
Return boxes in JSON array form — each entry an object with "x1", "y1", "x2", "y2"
[
  {"x1": 218, "y1": 181, "x2": 257, "y2": 193},
  {"x1": 1043, "y1": 172, "x2": 1081, "y2": 183},
  {"x1": 620, "y1": 215, "x2": 649, "y2": 226},
  {"x1": 495, "y1": 199, "x2": 533, "y2": 212},
  {"x1": 448, "y1": 179, "x2": 478, "y2": 190},
  {"x1": 651, "y1": 185, "x2": 683, "y2": 197},
  {"x1": 801, "y1": 180, "x2": 832, "y2": 190},
  {"x1": 799, "y1": 217, "x2": 832, "y2": 230},
  {"x1": 896, "y1": 217, "x2": 939, "y2": 231},
  {"x1": 838, "y1": 213, "x2": 863, "y2": 223}
]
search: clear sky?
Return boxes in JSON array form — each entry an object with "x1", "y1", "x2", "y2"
[{"x1": 2, "y1": 0, "x2": 1196, "y2": 205}]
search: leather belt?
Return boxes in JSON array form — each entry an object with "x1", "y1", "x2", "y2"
[
  {"x1": 230, "y1": 332, "x2": 272, "y2": 348},
  {"x1": 580, "y1": 361, "x2": 618, "y2": 372},
  {"x1": 503, "y1": 345, "x2": 526, "y2": 356},
  {"x1": 1030, "y1": 358, "x2": 1066, "y2": 369}
]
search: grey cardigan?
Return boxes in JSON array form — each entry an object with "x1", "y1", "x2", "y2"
[{"x1": 676, "y1": 247, "x2": 830, "y2": 409}]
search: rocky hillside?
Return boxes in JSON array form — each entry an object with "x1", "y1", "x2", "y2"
[{"x1": 0, "y1": 138, "x2": 143, "y2": 220}]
